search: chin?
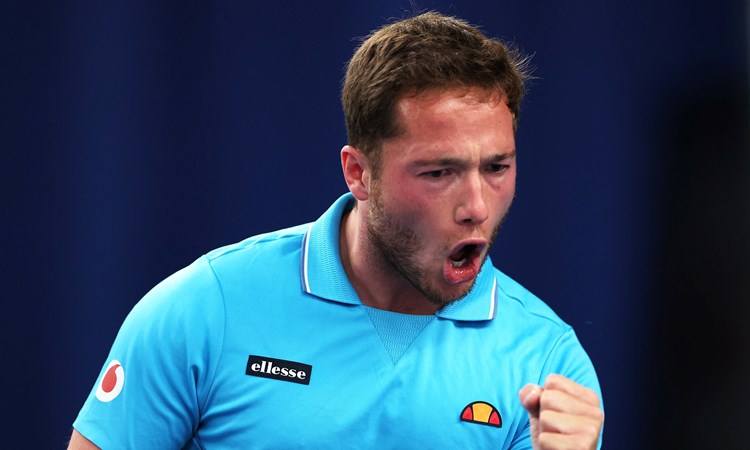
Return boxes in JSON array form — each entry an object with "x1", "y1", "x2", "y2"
[{"x1": 424, "y1": 280, "x2": 476, "y2": 307}]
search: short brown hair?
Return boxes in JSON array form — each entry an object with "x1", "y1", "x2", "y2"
[{"x1": 342, "y1": 11, "x2": 530, "y2": 173}]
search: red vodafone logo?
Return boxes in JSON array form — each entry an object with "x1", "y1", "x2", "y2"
[{"x1": 95, "y1": 360, "x2": 125, "y2": 402}]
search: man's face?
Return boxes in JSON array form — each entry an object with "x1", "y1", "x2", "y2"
[{"x1": 366, "y1": 88, "x2": 517, "y2": 307}]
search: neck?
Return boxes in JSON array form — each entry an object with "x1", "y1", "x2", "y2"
[{"x1": 339, "y1": 201, "x2": 440, "y2": 315}]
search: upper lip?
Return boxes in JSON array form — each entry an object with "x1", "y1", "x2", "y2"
[{"x1": 447, "y1": 238, "x2": 488, "y2": 257}]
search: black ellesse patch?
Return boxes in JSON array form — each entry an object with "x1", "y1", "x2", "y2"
[{"x1": 246, "y1": 355, "x2": 312, "y2": 385}]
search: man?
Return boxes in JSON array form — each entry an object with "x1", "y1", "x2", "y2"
[{"x1": 70, "y1": 11, "x2": 603, "y2": 449}]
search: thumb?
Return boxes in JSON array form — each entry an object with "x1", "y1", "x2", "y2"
[
  {"x1": 519, "y1": 384, "x2": 542, "y2": 445},
  {"x1": 519, "y1": 384, "x2": 542, "y2": 419}
]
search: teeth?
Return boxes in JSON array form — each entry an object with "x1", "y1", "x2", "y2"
[{"x1": 451, "y1": 258, "x2": 467, "y2": 268}]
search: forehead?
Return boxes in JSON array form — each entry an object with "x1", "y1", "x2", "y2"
[
  {"x1": 395, "y1": 88, "x2": 509, "y2": 128},
  {"x1": 384, "y1": 88, "x2": 515, "y2": 157},
  {"x1": 398, "y1": 86, "x2": 506, "y2": 109}
]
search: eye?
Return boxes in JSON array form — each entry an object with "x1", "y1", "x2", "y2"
[
  {"x1": 486, "y1": 163, "x2": 509, "y2": 174},
  {"x1": 423, "y1": 169, "x2": 451, "y2": 178}
]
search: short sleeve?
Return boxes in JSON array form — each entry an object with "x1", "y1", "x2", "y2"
[
  {"x1": 73, "y1": 256, "x2": 225, "y2": 449},
  {"x1": 541, "y1": 329, "x2": 602, "y2": 394},
  {"x1": 511, "y1": 328, "x2": 604, "y2": 450}
]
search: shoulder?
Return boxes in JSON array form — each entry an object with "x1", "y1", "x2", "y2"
[
  {"x1": 204, "y1": 224, "x2": 309, "y2": 268},
  {"x1": 491, "y1": 267, "x2": 571, "y2": 333},
  {"x1": 207, "y1": 223, "x2": 310, "y2": 257},
  {"x1": 124, "y1": 223, "x2": 311, "y2": 321},
  {"x1": 489, "y1": 268, "x2": 601, "y2": 394},
  {"x1": 488, "y1": 268, "x2": 599, "y2": 377}
]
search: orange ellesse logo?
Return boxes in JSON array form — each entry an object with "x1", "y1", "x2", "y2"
[{"x1": 460, "y1": 401, "x2": 502, "y2": 428}]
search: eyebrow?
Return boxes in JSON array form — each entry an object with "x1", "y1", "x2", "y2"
[{"x1": 410, "y1": 151, "x2": 516, "y2": 168}]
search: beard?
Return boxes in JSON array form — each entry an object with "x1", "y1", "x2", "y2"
[{"x1": 366, "y1": 184, "x2": 505, "y2": 309}]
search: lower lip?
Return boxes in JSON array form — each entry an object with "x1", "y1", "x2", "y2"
[{"x1": 443, "y1": 252, "x2": 481, "y2": 285}]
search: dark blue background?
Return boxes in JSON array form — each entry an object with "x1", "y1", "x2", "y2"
[{"x1": 3, "y1": 1, "x2": 748, "y2": 448}]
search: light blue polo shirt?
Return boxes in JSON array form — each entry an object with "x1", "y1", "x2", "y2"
[{"x1": 74, "y1": 193, "x2": 602, "y2": 449}]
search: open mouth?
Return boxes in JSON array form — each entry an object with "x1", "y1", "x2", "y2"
[
  {"x1": 444, "y1": 240, "x2": 486, "y2": 285},
  {"x1": 449, "y1": 244, "x2": 478, "y2": 268}
]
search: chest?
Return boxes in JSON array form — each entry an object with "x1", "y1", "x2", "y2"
[{"x1": 196, "y1": 298, "x2": 534, "y2": 449}]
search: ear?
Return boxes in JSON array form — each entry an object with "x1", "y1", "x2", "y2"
[{"x1": 341, "y1": 145, "x2": 371, "y2": 201}]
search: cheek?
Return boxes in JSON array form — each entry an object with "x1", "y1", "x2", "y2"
[
  {"x1": 499, "y1": 171, "x2": 516, "y2": 199},
  {"x1": 385, "y1": 189, "x2": 445, "y2": 236},
  {"x1": 501, "y1": 183, "x2": 516, "y2": 205},
  {"x1": 488, "y1": 178, "x2": 516, "y2": 215},
  {"x1": 382, "y1": 176, "x2": 433, "y2": 211}
]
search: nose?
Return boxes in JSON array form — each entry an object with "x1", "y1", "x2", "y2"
[{"x1": 455, "y1": 173, "x2": 489, "y2": 225}]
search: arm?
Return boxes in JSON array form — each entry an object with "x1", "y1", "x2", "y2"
[
  {"x1": 67, "y1": 429, "x2": 99, "y2": 450},
  {"x1": 71, "y1": 256, "x2": 225, "y2": 448},
  {"x1": 519, "y1": 374, "x2": 604, "y2": 450}
]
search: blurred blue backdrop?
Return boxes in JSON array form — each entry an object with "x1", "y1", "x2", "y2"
[{"x1": 2, "y1": 1, "x2": 748, "y2": 448}]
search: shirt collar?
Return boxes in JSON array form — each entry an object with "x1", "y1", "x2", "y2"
[{"x1": 300, "y1": 193, "x2": 498, "y2": 322}]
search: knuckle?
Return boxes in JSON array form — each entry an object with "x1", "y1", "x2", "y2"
[
  {"x1": 539, "y1": 388, "x2": 561, "y2": 411},
  {"x1": 544, "y1": 373, "x2": 562, "y2": 388},
  {"x1": 588, "y1": 405, "x2": 604, "y2": 424},
  {"x1": 538, "y1": 409, "x2": 553, "y2": 429},
  {"x1": 585, "y1": 389, "x2": 601, "y2": 407},
  {"x1": 585, "y1": 420, "x2": 600, "y2": 437},
  {"x1": 573, "y1": 435, "x2": 593, "y2": 450},
  {"x1": 536, "y1": 432, "x2": 553, "y2": 449},
  {"x1": 538, "y1": 389, "x2": 552, "y2": 409}
]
